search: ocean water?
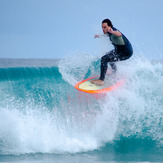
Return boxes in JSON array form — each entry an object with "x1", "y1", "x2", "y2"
[{"x1": 0, "y1": 55, "x2": 163, "y2": 163}]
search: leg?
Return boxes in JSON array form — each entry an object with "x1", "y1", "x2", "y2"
[
  {"x1": 109, "y1": 63, "x2": 117, "y2": 73},
  {"x1": 99, "y1": 49, "x2": 132, "y2": 80},
  {"x1": 91, "y1": 50, "x2": 116, "y2": 85},
  {"x1": 91, "y1": 49, "x2": 130, "y2": 85},
  {"x1": 99, "y1": 50, "x2": 117, "y2": 81}
]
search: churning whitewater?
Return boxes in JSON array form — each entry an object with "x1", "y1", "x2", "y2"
[{"x1": 0, "y1": 55, "x2": 163, "y2": 155}]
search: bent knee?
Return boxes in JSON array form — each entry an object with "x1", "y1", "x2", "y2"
[{"x1": 101, "y1": 55, "x2": 109, "y2": 63}]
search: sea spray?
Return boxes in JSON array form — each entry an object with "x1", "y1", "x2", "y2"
[
  {"x1": 59, "y1": 53, "x2": 99, "y2": 85},
  {"x1": 0, "y1": 55, "x2": 163, "y2": 155}
]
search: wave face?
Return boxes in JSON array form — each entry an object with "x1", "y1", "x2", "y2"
[{"x1": 0, "y1": 56, "x2": 163, "y2": 156}]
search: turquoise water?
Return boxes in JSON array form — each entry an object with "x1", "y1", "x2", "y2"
[{"x1": 0, "y1": 55, "x2": 163, "y2": 163}]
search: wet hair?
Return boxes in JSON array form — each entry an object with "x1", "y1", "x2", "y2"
[{"x1": 102, "y1": 19, "x2": 113, "y2": 28}]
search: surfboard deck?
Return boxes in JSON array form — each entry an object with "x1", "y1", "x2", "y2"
[{"x1": 75, "y1": 76, "x2": 124, "y2": 94}]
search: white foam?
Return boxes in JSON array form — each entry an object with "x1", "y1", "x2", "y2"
[
  {"x1": 58, "y1": 53, "x2": 98, "y2": 85},
  {"x1": 0, "y1": 55, "x2": 163, "y2": 154}
]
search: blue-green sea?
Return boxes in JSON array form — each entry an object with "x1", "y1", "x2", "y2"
[{"x1": 0, "y1": 55, "x2": 163, "y2": 163}]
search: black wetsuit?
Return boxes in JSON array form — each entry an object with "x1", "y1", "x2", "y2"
[{"x1": 99, "y1": 27, "x2": 133, "y2": 81}]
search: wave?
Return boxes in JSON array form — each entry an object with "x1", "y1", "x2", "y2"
[
  {"x1": 0, "y1": 66, "x2": 61, "y2": 81},
  {"x1": 0, "y1": 54, "x2": 163, "y2": 155}
]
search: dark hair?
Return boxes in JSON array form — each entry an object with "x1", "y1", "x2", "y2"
[{"x1": 102, "y1": 19, "x2": 113, "y2": 28}]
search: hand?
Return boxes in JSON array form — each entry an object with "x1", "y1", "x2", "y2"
[
  {"x1": 108, "y1": 27, "x2": 113, "y2": 33},
  {"x1": 108, "y1": 28, "x2": 122, "y2": 36},
  {"x1": 94, "y1": 35, "x2": 100, "y2": 38}
]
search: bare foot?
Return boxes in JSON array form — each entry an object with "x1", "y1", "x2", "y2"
[{"x1": 91, "y1": 79, "x2": 104, "y2": 85}]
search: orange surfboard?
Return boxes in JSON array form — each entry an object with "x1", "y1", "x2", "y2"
[{"x1": 75, "y1": 76, "x2": 124, "y2": 94}]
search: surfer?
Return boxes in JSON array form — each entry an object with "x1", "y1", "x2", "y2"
[{"x1": 91, "y1": 19, "x2": 133, "y2": 85}]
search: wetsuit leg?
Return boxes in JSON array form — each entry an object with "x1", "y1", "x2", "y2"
[
  {"x1": 99, "y1": 50, "x2": 117, "y2": 81},
  {"x1": 99, "y1": 49, "x2": 132, "y2": 81},
  {"x1": 110, "y1": 63, "x2": 117, "y2": 72}
]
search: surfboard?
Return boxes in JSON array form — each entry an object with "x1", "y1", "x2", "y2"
[{"x1": 75, "y1": 76, "x2": 124, "y2": 94}]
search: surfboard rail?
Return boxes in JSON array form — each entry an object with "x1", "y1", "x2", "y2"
[{"x1": 75, "y1": 76, "x2": 124, "y2": 94}]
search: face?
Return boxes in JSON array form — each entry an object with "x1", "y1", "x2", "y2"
[{"x1": 102, "y1": 23, "x2": 109, "y2": 34}]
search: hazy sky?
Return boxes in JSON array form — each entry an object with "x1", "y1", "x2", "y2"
[{"x1": 0, "y1": 0, "x2": 163, "y2": 59}]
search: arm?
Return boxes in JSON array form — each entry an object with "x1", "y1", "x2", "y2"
[
  {"x1": 94, "y1": 34, "x2": 105, "y2": 38},
  {"x1": 108, "y1": 27, "x2": 122, "y2": 37}
]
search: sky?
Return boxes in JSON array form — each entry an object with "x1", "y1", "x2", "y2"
[{"x1": 0, "y1": 0, "x2": 163, "y2": 59}]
